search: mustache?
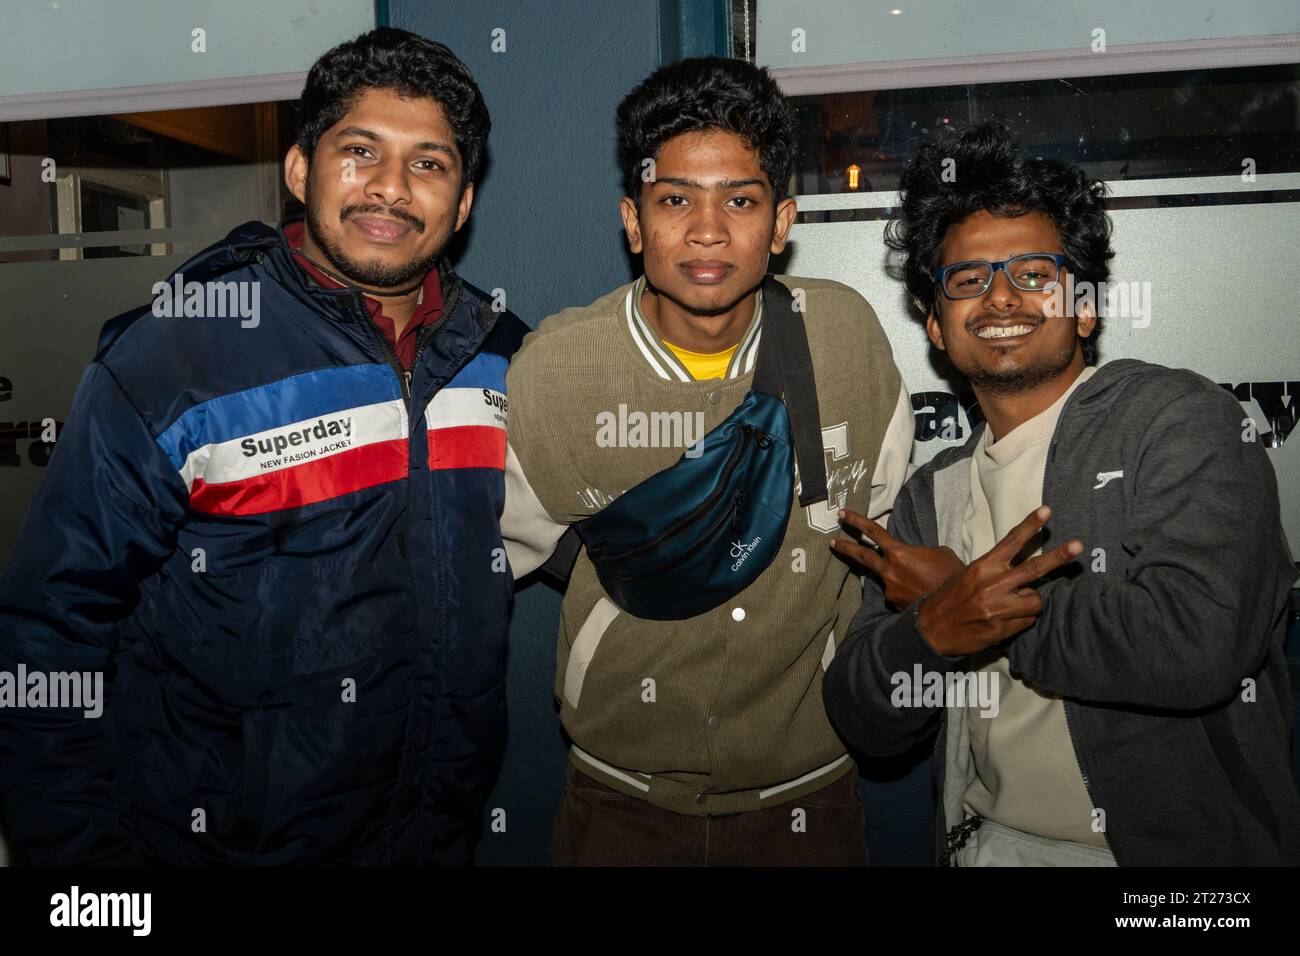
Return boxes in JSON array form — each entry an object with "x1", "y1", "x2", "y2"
[{"x1": 340, "y1": 204, "x2": 425, "y2": 234}]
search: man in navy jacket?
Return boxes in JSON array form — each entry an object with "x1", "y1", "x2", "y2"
[{"x1": 0, "y1": 28, "x2": 527, "y2": 865}]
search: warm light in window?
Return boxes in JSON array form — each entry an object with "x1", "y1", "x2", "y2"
[{"x1": 847, "y1": 164, "x2": 861, "y2": 190}]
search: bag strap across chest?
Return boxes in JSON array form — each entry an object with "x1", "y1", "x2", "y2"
[
  {"x1": 754, "y1": 276, "x2": 827, "y2": 507},
  {"x1": 538, "y1": 275, "x2": 828, "y2": 586}
]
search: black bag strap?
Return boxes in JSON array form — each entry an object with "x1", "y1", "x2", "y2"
[
  {"x1": 538, "y1": 525, "x2": 583, "y2": 588},
  {"x1": 755, "y1": 276, "x2": 827, "y2": 507}
]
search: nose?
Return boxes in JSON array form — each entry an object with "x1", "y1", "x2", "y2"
[
  {"x1": 983, "y1": 264, "x2": 1023, "y2": 313},
  {"x1": 362, "y1": 155, "x2": 413, "y2": 207},
  {"x1": 684, "y1": 199, "x2": 728, "y2": 247}
]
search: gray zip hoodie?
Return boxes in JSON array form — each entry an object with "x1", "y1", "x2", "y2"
[{"x1": 824, "y1": 358, "x2": 1300, "y2": 865}]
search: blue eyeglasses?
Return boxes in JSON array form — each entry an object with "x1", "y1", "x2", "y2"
[{"x1": 933, "y1": 253, "x2": 1072, "y2": 300}]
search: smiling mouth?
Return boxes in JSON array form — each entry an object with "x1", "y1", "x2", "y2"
[
  {"x1": 347, "y1": 216, "x2": 414, "y2": 243},
  {"x1": 974, "y1": 323, "x2": 1037, "y2": 340}
]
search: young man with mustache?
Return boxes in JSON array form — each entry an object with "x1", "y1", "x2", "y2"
[
  {"x1": 0, "y1": 28, "x2": 527, "y2": 864},
  {"x1": 503, "y1": 57, "x2": 914, "y2": 866},
  {"x1": 824, "y1": 122, "x2": 1299, "y2": 865}
]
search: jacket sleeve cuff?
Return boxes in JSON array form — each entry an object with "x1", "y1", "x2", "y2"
[{"x1": 878, "y1": 598, "x2": 967, "y2": 675}]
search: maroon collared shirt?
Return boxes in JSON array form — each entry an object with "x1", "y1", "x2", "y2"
[{"x1": 284, "y1": 221, "x2": 444, "y2": 370}]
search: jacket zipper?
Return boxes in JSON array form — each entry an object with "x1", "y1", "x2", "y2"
[
  {"x1": 344, "y1": 272, "x2": 471, "y2": 862},
  {"x1": 352, "y1": 291, "x2": 417, "y2": 558},
  {"x1": 404, "y1": 274, "x2": 461, "y2": 401},
  {"x1": 354, "y1": 291, "x2": 413, "y2": 408},
  {"x1": 403, "y1": 322, "x2": 438, "y2": 405},
  {"x1": 354, "y1": 273, "x2": 462, "y2": 409},
  {"x1": 619, "y1": 489, "x2": 747, "y2": 583},
  {"x1": 1061, "y1": 701, "x2": 1109, "y2": 853},
  {"x1": 600, "y1": 424, "x2": 769, "y2": 566},
  {"x1": 1042, "y1": 384, "x2": 1111, "y2": 860}
]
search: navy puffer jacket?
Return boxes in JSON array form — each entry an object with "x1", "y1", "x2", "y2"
[{"x1": 0, "y1": 221, "x2": 526, "y2": 865}]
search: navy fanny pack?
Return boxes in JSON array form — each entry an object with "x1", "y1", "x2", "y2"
[{"x1": 543, "y1": 276, "x2": 828, "y2": 620}]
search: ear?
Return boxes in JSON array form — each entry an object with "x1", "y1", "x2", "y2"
[
  {"x1": 453, "y1": 181, "x2": 475, "y2": 232},
  {"x1": 1074, "y1": 292, "x2": 1097, "y2": 341},
  {"x1": 619, "y1": 196, "x2": 643, "y2": 254},
  {"x1": 284, "y1": 144, "x2": 309, "y2": 206},
  {"x1": 770, "y1": 197, "x2": 798, "y2": 254},
  {"x1": 925, "y1": 309, "x2": 946, "y2": 352}
]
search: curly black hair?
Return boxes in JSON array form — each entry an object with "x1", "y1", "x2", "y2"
[
  {"x1": 295, "y1": 28, "x2": 490, "y2": 189},
  {"x1": 884, "y1": 121, "x2": 1113, "y2": 364},
  {"x1": 616, "y1": 57, "x2": 797, "y2": 205}
]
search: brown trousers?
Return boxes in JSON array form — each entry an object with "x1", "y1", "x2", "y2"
[{"x1": 549, "y1": 762, "x2": 870, "y2": 866}]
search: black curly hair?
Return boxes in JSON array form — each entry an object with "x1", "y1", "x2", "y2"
[
  {"x1": 885, "y1": 121, "x2": 1113, "y2": 364},
  {"x1": 616, "y1": 57, "x2": 797, "y2": 206},
  {"x1": 295, "y1": 28, "x2": 490, "y2": 190}
]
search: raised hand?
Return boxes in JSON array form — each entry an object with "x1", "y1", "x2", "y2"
[
  {"x1": 916, "y1": 506, "x2": 1083, "y2": 657},
  {"x1": 831, "y1": 509, "x2": 964, "y2": 609}
]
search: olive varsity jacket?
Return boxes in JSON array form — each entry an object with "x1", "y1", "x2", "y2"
[{"x1": 502, "y1": 274, "x2": 912, "y2": 814}]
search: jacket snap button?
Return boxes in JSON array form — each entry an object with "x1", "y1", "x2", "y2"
[
  {"x1": 731, "y1": 607, "x2": 745, "y2": 622},
  {"x1": 707, "y1": 390, "x2": 722, "y2": 405},
  {"x1": 695, "y1": 792, "x2": 706, "y2": 805},
  {"x1": 708, "y1": 714, "x2": 721, "y2": 729}
]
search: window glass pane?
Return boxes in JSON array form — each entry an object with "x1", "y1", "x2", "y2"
[
  {"x1": 0, "y1": 102, "x2": 295, "y2": 264},
  {"x1": 790, "y1": 64, "x2": 1300, "y2": 196},
  {"x1": 0, "y1": 103, "x2": 296, "y2": 567}
]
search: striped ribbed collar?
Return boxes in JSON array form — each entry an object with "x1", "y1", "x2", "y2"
[{"x1": 624, "y1": 274, "x2": 763, "y2": 382}]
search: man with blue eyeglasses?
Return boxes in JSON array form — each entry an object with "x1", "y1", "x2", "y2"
[{"x1": 823, "y1": 121, "x2": 1299, "y2": 866}]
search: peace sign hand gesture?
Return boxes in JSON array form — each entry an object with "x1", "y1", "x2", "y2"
[
  {"x1": 831, "y1": 509, "x2": 964, "y2": 610},
  {"x1": 915, "y1": 506, "x2": 1083, "y2": 657}
]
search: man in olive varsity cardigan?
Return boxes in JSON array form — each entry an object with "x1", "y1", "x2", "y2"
[{"x1": 502, "y1": 58, "x2": 912, "y2": 866}]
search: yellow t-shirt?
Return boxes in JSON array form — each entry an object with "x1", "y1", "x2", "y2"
[{"x1": 662, "y1": 340, "x2": 739, "y2": 381}]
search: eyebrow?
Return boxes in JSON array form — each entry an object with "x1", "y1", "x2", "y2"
[
  {"x1": 334, "y1": 127, "x2": 458, "y2": 159},
  {"x1": 943, "y1": 251, "x2": 1063, "y2": 265},
  {"x1": 653, "y1": 176, "x2": 768, "y2": 190}
]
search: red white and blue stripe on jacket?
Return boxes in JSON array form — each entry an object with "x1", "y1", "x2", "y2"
[{"x1": 156, "y1": 354, "x2": 510, "y2": 516}]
